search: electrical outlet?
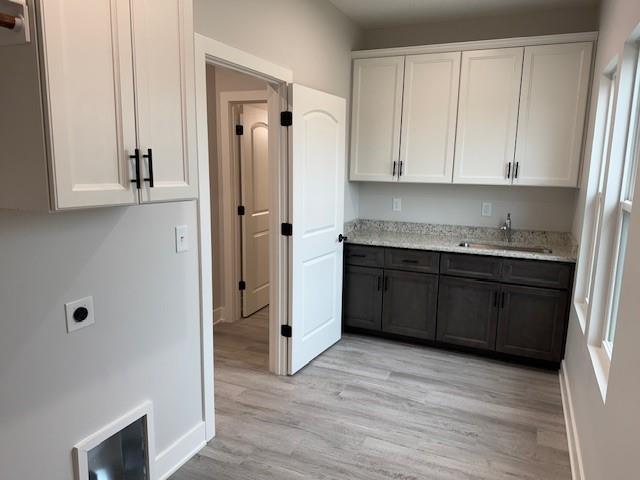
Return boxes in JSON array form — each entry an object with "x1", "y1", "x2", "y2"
[
  {"x1": 481, "y1": 202, "x2": 493, "y2": 217},
  {"x1": 65, "y1": 296, "x2": 95, "y2": 333},
  {"x1": 392, "y1": 198, "x2": 402, "y2": 212},
  {"x1": 175, "y1": 225, "x2": 188, "y2": 253}
]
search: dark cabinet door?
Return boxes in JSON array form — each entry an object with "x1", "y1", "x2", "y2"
[
  {"x1": 437, "y1": 276, "x2": 500, "y2": 350},
  {"x1": 343, "y1": 265, "x2": 383, "y2": 331},
  {"x1": 496, "y1": 285, "x2": 568, "y2": 362},
  {"x1": 382, "y1": 270, "x2": 438, "y2": 340}
]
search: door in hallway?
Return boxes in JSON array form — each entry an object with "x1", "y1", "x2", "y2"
[
  {"x1": 289, "y1": 84, "x2": 346, "y2": 374},
  {"x1": 239, "y1": 104, "x2": 270, "y2": 317}
]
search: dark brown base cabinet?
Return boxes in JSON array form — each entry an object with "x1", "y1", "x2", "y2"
[
  {"x1": 343, "y1": 244, "x2": 574, "y2": 368},
  {"x1": 382, "y1": 270, "x2": 438, "y2": 340},
  {"x1": 437, "y1": 276, "x2": 499, "y2": 350}
]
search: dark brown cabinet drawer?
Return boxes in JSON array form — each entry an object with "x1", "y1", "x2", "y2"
[
  {"x1": 344, "y1": 244, "x2": 384, "y2": 267},
  {"x1": 384, "y1": 248, "x2": 439, "y2": 274},
  {"x1": 440, "y1": 253, "x2": 502, "y2": 281},
  {"x1": 501, "y1": 258, "x2": 573, "y2": 290}
]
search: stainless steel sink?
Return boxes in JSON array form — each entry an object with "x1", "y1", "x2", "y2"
[{"x1": 458, "y1": 242, "x2": 552, "y2": 254}]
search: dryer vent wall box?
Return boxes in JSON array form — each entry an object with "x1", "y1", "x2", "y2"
[
  {"x1": 65, "y1": 296, "x2": 95, "y2": 333},
  {"x1": 0, "y1": 0, "x2": 198, "y2": 211}
]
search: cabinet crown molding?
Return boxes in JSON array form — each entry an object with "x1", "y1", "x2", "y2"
[{"x1": 352, "y1": 31, "x2": 598, "y2": 59}]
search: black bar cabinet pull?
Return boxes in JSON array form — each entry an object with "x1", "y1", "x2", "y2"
[
  {"x1": 402, "y1": 259, "x2": 419, "y2": 264},
  {"x1": 130, "y1": 149, "x2": 141, "y2": 189},
  {"x1": 506, "y1": 162, "x2": 512, "y2": 179},
  {"x1": 514, "y1": 162, "x2": 519, "y2": 179},
  {"x1": 392, "y1": 161, "x2": 397, "y2": 176},
  {"x1": 143, "y1": 148, "x2": 154, "y2": 187},
  {"x1": 399, "y1": 161, "x2": 404, "y2": 176}
]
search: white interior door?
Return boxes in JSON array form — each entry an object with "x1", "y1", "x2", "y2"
[
  {"x1": 289, "y1": 84, "x2": 346, "y2": 374},
  {"x1": 240, "y1": 104, "x2": 270, "y2": 316},
  {"x1": 399, "y1": 52, "x2": 461, "y2": 183},
  {"x1": 453, "y1": 48, "x2": 524, "y2": 185}
]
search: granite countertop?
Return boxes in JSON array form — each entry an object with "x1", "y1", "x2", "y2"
[{"x1": 344, "y1": 220, "x2": 578, "y2": 263}]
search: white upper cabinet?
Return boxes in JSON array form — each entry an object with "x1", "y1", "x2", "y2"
[
  {"x1": 399, "y1": 52, "x2": 461, "y2": 183},
  {"x1": 350, "y1": 56, "x2": 404, "y2": 182},
  {"x1": 0, "y1": 0, "x2": 197, "y2": 211},
  {"x1": 131, "y1": 0, "x2": 198, "y2": 203},
  {"x1": 514, "y1": 43, "x2": 593, "y2": 187},
  {"x1": 40, "y1": 0, "x2": 139, "y2": 209},
  {"x1": 453, "y1": 47, "x2": 524, "y2": 185}
]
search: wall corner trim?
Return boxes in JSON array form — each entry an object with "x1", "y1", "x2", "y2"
[{"x1": 560, "y1": 361, "x2": 585, "y2": 480}]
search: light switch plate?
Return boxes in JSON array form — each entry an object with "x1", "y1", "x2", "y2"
[
  {"x1": 392, "y1": 198, "x2": 402, "y2": 212},
  {"x1": 65, "y1": 296, "x2": 95, "y2": 333},
  {"x1": 482, "y1": 202, "x2": 493, "y2": 217},
  {"x1": 175, "y1": 225, "x2": 188, "y2": 253}
]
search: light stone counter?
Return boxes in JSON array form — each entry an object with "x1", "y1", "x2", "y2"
[{"x1": 344, "y1": 220, "x2": 577, "y2": 263}]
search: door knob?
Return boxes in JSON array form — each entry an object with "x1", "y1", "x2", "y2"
[{"x1": 338, "y1": 234, "x2": 348, "y2": 243}]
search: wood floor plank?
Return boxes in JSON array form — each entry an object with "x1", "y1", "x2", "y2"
[{"x1": 171, "y1": 308, "x2": 571, "y2": 480}]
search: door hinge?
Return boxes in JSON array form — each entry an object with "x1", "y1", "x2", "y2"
[
  {"x1": 239, "y1": 280, "x2": 246, "y2": 291},
  {"x1": 281, "y1": 222, "x2": 293, "y2": 236},
  {"x1": 281, "y1": 325, "x2": 292, "y2": 338},
  {"x1": 237, "y1": 205, "x2": 245, "y2": 216},
  {"x1": 235, "y1": 125, "x2": 244, "y2": 135},
  {"x1": 280, "y1": 111, "x2": 292, "y2": 127}
]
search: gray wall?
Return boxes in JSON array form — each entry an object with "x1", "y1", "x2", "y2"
[
  {"x1": 194, "y1": 0, "x2": 364, "y2": 221},
  {"x1": 358, "y1": 183, "x2": 578, "y2": 231},
  {"x1": 0, "y1": 203, "x2": 202, "y2": 479},
  {"x1": 362, "y1": 5, "x2": 600, "y2": 49},
  {"x1": 564, "y1": 0, "x2": 640, "y2": 478}
]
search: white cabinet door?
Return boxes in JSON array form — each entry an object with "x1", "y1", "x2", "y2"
[
  {"x1": 350, "y1": 56, "x2": 404, "y2": 182},
  {"x1": 240, "y1": 105, "x2": 270, "y2": 317},
  {"x1": 132, "y1": 0, "x2": 198, "y2": 203},
  {"x1": 400, "y1": 52, "x2": 461, "y2": 183},
  {"x1": 289, "y1": 84, "x2": 345, "y2": 374},
  {"x1": 40, "y1": 0, "x2": 138, "y2": 209},
  {"x1": 514, "y1": 43, "x2": 593, "y2": 187},
  {"x1": 453, "y1": 48, "x2": 524, "y2": 185}
]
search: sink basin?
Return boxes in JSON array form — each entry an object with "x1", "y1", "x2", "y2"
[{"x1": 458, "y1": 242, "x2": 552, "y2": 254}]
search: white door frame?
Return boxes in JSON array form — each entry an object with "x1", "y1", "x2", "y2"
[
  {"x1": 216, "y1": 91, "x2": 268, "y2": 325},
  {"x1": 194, "y1": 34, "x2": 293, "y2": 441}
]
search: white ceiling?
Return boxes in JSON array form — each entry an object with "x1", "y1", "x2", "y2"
[{"x1": 328, "y1": 0, "x2": 599, "y2": 28}]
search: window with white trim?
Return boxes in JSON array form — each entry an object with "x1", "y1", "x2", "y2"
[
  {"x1": 602, "y1": 47, "x2": 640, "y2": 354},
  {"x1": 584, "y1": 71, "x2": 618, "y2": 305}
]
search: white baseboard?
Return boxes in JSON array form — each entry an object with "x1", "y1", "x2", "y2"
[
  {"x1": 559, "y1": 361, "x2": 584, "y2": 480},
  {"x1": 213, "y1": 307, "x2": 225, "y2": 325},
  {"x1": 155, "y1": 421, "x2": 206, "y2": 480}
]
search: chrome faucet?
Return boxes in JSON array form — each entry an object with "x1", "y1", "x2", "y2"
[{"x1": 501, "y1": 213, "x2": 513, "y2": 243}]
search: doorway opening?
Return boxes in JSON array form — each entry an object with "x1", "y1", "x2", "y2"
[
  {"x1": 205, "y1": 64, "x2": 272, "y2": 370},
  {"x1": 195, "y1": 34, "x2": 348, "y2": 442}
]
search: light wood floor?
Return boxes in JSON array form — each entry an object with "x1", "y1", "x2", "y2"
[{"x1": 171, "y1": 308, "x2": 571, "y2": 480}]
